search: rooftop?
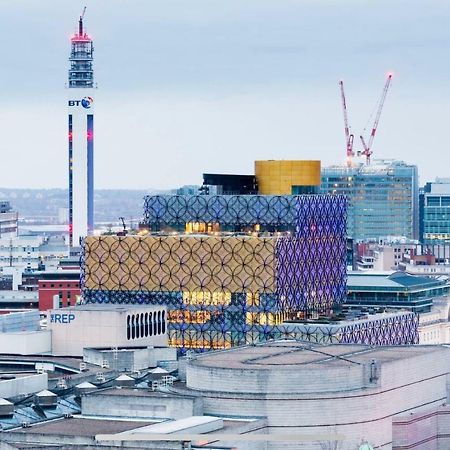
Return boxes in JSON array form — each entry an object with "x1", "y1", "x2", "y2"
[
  {"x1": 190, "y1": 340, "x2": 447, "y2": 371},
  {"x1": 15, "y1": 418, "x2": 154, "y2": 436},
  {"x1": 347, "y1": 271, "x2": 445, "y2": 290},
  {"x1": 51, "y1": 304, "x2": 165, "y2": 313}
]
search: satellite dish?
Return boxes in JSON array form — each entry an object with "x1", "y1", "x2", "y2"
[{"x1": 359, "y1": 444, "x2": 374, "y2": 450}]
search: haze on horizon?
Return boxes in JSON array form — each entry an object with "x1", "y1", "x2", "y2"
[{"x1": 1, "y1": 0, "x2": 449, "y2": 190}]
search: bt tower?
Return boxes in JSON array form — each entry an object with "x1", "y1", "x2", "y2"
[{"x1": 67, "y1": 9, "x2": 94, "y2": 247}]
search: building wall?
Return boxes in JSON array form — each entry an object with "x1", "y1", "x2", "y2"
[
  {"x1": 420, "y1": 179, "x2": 450, "y2": 244},
  {"x1": 0, "y1": 331, "x2": 52, "y2": 355},
  {"x1": 83, "y1": 235, "x2": 277, "y2": 294},
  {"x1": 48, "y1": 306, "x2": 168, "y2": 356},
  {"x1": 185, "y1": 346, "x2": 450, "y2": 450},
  {"x1": 255, "y1": 160, "x2": 321, "y2": 195},
  {"x1": 0, "y1": 211, "x2": 18, "y2": 239},
  {"x1": 392, "y1": 405, "x2": 450, "y2": 450},
  {"x1": 82, "y1": 391, "x2": 203, "y2": 420},
  {"x1": 0, "y1": 373, "x2": 47, "y2": 398},
  {"x1": 68, "y1": 89, "x2": 94, "y2": 247},
  {"x1": 322, "y1": 160, "x2": 418, "y2": 240},
  {"x1": 38, "y1": 278, "x2": 80, "y2": 311}
]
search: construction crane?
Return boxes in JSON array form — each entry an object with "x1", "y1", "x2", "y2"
[
  {"x1": 118, "y1": 217, "x2": 127, "y2": 236},
  {"x1": 358, "y1": 74, "x2": 393, "y2": 165},
  {"x1": 339, "y1": 80, "x2": 355, "y2": 167}
]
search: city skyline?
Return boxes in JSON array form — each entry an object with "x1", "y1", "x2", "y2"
[{"x1": 1, "y1": 0, "x2": 450, "y2": 189}]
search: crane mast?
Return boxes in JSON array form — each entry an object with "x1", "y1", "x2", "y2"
[
  {"x1": 359, "y1": 74, "x2": 393, "y2": 164},
  {"x1": 339, "y1": 80, "x2": 355, "y2": 167}
]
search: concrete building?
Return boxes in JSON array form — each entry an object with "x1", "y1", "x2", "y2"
[
  {"x1": 2, "y1": 339, "x2": 450, "y2": 448},
  {"x1": 177, "y1": 341, "x2": 450, "y2": 449},
  {"x1": 321, "y1": 160, "x2": 419, "y2": 240},
  {"x1": 48, "y1": 305, "x2": 168, "y2": 356},
  {"x1": 0, "y1": 201, "x2": 18, "y2": 239},
  {"x1": 420, "y1": 178, "x2": 450, "y2": 244},
  {"x1": 68, "y1": 11, "x2": 95, "y2": 247}
]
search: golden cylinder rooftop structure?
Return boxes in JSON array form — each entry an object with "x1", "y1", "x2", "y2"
[{"x1": 255, "y1": 160, "x2": 321, "y2": 195}]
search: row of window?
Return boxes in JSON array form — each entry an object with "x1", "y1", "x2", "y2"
[
  {"x1": 126, "y1": 311, "x2": 166, "y2": 340},
  {"x1": 41, "y1": 283, "x2": 79, "y2": 289}
]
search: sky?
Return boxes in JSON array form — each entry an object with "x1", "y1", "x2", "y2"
[{"x1": 1, "y1": 0, "x2": 449, "y2": 189}]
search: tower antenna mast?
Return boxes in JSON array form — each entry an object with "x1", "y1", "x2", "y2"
[{"x1": 79, "y1": 6, "x2": 87, "y2": 35}]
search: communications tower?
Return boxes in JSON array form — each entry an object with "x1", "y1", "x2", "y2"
[{"x1": 67, "y1": 8, "x2": 94, "y2": 247}]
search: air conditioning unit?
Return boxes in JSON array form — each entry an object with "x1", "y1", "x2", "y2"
[
  {"x1": 79, "y1": 362, "x2": 87, "y2": 372},
  {"x1": 56, "y1": 378, "x2": 67, "y2": 389},
  {"x1": 64, "y1": 413, "x2": 73, "y2": 419},
  {"x1": 96, "y1": 372, "x2": 106, "y2": 382},
  {"x1": 57, "y1": 379, "x2": 67, "y2": 389},
  {"x1": 21, "y1": 422, "x2": 30, "y2": 428},
  {"x1": 101, "y1": 360, "x2": 110, "y2": 369}
]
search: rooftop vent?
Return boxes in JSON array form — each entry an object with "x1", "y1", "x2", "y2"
[
  {"x1": 0, "y1": 398, "x2": 14, "y2": 417},
  {"x1": 75, "y1": 381, "x2": 97, "y2": 395},
  {"x1": 34, "y1": 389, "x2": 57, "y2": 408},
  {"x1": 115, "y1": 374, "x2": 134, "y2": 388}
]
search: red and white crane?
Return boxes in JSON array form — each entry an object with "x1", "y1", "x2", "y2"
[
  {"x1": 358, "y1": 74, "x2": 393, "y2": 165},
  {"x1": 339, "y1": 80, "x2": 355, "y2": 167}
]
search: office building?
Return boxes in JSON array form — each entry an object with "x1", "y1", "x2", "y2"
[
  {"x1": 420, "y1": 178, "x2": 450, "y2": 244},
  {"x1": 0, "y1": 202, "x2": 18, "y2": 239},
  {"x1": 321, "y1": 159, "x2": 419, "y2": 241},
  {"x1": 38, "y1": 270, "x2": 81, "y2": 311},
  {"x1": 82, "y1": 194, "x2": 348, "y2": 351},
  {"x1": 67, "y1": 11, "x2": 95, "y2": 247}
]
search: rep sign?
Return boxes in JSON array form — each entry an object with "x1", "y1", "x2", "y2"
[{"x1": 50, "y1": 313, "x2": 75, "y2": 324}]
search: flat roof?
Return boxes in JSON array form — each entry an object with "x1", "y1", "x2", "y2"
[
  {"x1": 347, "y1": 271, "x2": 444, "y2": 290},
  {"x1": 50, "y1": 304, "x2": 165, "y2": 312},
  {"x1": 190, "y1": 340, "x2": 449, "y2": 371},
  {"x1": 124, "y1": 416, "x2": 222, "y2": 435},
  {"x1": 16, "y1": 418, "x2": 155, "y2": 436}
]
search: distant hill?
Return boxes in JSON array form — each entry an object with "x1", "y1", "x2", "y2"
[{"x1": 0, "y1": 188, "x2": 173, "y2": 225}]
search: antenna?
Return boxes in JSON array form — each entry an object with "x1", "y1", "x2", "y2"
[{"x1": 79, "y1": 6, "x2": 87, "y2": 36}]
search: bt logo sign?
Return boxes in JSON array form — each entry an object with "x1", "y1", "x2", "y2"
[
  {"x1": 50, "y1": 313, "x2": 75, "y2": 324},
  {"x1": 68, "y1": 96, "x2": 94, "y2": 109}
]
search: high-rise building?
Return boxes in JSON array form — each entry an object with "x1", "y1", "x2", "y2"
[
  {"x1": 419, "y1": 178, "x2": 450, "y2": 244},
  {"x1": 67, "y1": 11, "x2": 94, "y2": 247},
  {"x1": 321, "y1": 159, "x2": 419, "y2": 241}
]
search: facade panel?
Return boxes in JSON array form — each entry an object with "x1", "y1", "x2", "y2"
[
  {"x1": 255, "y1": 160, "x2": 321, "y2": 195},
  {"x1": 83, "y1": 194, "x2": 348, "y2": 351}
]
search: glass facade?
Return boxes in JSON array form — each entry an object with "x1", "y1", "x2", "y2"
[
  {"x1": 420, "y1": 179, "x2": 450, "y2": 244},
  {"x1": 321, "y1": 160, "x2": 418, "y2": 241}
]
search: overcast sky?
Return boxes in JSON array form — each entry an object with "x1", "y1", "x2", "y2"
[{"x1": 1, "y1": 0, "x2": 449, "y2": 189}]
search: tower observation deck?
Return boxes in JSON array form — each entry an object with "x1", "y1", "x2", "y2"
[{"x1": 68, "y1": 9, "x2": 94, "y2": 88}]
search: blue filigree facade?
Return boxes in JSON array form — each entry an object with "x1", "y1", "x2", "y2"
[
  {"x1": 143, "y1": 194, "x2": 346, "y2": 232},
  {"x1": 81, "y1": 194, "x2": 408, "y2": 352}
]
